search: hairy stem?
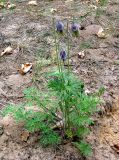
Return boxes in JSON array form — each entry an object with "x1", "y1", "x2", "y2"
[
  {"x1": 67, "y1": 20, "x2": 70, "y2": 74},
  {"x1": 52, "y1": 18, "x2": 61, "y2": 73}
]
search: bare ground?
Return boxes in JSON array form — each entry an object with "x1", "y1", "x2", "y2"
[{"x1": 0, "y1": 0, "x2": 119, "y2": 159}]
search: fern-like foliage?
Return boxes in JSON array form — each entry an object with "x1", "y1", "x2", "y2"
[
  {"x1": 74, "y1": 141, "x2": 92, "y2": 156},
  {"x1": 1, "y1": 70, "x2": 102, "y2": 156}
]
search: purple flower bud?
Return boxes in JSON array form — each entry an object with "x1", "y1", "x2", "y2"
[
  {"x1": 56, "y1": 21, "x2": 64, "y2": 33},
  {"x1": 71, "y1": 23, "x2": 81, "y2": 32},
  {"x1": 60, "y1": 50, "x2": 67, "y2": 61}
]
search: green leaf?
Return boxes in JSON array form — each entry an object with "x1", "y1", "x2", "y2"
[
  {"x1": 76, "y1": 127, "x2": 90, "y2": 137},
  {"x1": 40, "y1": 131, "x2": 61, "y2": 147},
  {"x1": 74, "y1": 141, "x2": 92, "y2": 156}
]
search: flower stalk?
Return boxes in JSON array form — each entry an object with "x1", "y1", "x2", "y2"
[{"x1": 52, "y1": 18, "x2": 61, "y2": 73}]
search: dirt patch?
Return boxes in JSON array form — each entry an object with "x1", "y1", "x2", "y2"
[
  {"x1": 86, "y1": 96, "x2": 119, "y2": 160},
  {"x1": 0, "y1": 0, "x2": 119, "y2": 159}
]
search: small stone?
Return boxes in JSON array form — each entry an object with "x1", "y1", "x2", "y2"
[{"x1": 1, "y1": 46, "x2": 13, "y2": 56}]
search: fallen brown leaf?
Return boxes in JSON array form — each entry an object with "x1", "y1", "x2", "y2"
[
  {"x1": 97, "y1": 28, "x2": 106, "y2": 38},
  {"x1": 1, "y1": 46, "x2": 13, "y2": 56},
  {"x1": 28, "y1": 1, "x2": 37, "y2": 6},
  {"x1": 21, "y1": 131, "x2": 29, "y2": 142},
  {"x1": 78, "y1": 51, "x2": 85, "y2": 59},
  {"x1": 7, "y1": 3, "x2": 16, "y2": 9},
  {"x1": 19, "y1": 63, "x2": 32, "y2": 75},
  {"x1": 50, "y1": 8, "x2": 57, "y2": 13}
]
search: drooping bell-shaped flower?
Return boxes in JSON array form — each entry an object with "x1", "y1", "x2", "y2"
[
  {"x1": 71, "y1": 23, "x2": 79, "y2": 32},
  {"x1": 60, "y1": 49, "x2": 67, "y2": 61},
  {"x1": 71, "y1": 23, "x2": 81, "y2": 37},
  {"x1": 56, "y1": 21, "x2": 64, "y2": 33}
]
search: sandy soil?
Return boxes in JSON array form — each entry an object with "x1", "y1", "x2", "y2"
[{"x1": 0, "y1": 0, "x2": 119, "y2": 159}]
